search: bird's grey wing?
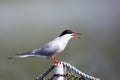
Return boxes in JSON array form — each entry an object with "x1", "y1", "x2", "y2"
[{"x1": 38, "y1": 42, "x2": 59, "y2": 57}]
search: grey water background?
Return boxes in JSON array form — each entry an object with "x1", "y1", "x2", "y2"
[{"x1": 0, "y1": 0, "x2": 120, "y2": 80}]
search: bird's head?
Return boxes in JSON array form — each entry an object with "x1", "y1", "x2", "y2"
[{"x1": 59, "y1": 30, "x2": 81, "y2": 39}]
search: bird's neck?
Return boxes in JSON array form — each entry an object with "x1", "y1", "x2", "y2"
[
  {"x1": 59, "y1": 34, "x2": 72, "y2": 41},
  {"x1": 57, "y1": 34, "x2": 72, "y2": 48}
]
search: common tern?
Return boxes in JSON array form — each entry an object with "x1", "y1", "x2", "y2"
[{"x1": 8, "y1": 30, "x2": 81, "y2": 63}]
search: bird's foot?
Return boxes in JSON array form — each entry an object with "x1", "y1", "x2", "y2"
[{"x1": 52, "y1": 57, "x2": 61, "y2": 66}]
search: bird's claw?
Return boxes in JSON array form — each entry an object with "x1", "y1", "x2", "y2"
[{"x1": 52, "y1": 57, "x2": 61, "y2": 66}]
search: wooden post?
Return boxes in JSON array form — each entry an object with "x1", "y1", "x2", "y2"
[{"x1": 53, "y1": 62, "x2": 66, "y2": 80}]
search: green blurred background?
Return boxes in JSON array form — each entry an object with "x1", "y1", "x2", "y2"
[{"x1": 0, "y1": 0, "x2": 120, "y2": 80}]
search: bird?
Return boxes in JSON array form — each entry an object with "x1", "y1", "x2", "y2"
[{"x1": 8, "y1": 30, "x2": 81, "y2": 63}]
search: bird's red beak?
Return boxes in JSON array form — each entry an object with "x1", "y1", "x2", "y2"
[{"x1": 72, "y1": 32, "x2": 81, "y2": 39}]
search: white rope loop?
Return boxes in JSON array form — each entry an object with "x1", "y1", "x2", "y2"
[{"x1": 62, "y1": 62, "x2": 100, "y2": 80}]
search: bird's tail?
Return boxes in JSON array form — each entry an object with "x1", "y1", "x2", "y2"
[{"x1": 8, "y1": 51, "x2": 34, "y2": 59}]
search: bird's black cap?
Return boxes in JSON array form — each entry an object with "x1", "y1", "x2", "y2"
[{"x1": 59, "y1": 30, "x2": 73, "y2": 37}]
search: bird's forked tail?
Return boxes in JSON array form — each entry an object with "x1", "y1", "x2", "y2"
[{"x1": 8, "y1": 51, "x2": 34, "y2": 59}]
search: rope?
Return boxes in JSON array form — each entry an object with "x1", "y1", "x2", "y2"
[
  {"x1": 62, "y1": 61, "x2": 100, "y2": 80},
  {"x1": 36, "y1": 65, "x2": 54, "y2": 80},
  {"x1": 35, "y1": 61, "x2": 100, "y2": 80}
]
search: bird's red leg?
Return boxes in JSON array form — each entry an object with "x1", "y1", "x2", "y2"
[{"x1": 51, "y1": 57, "x2": 60, "y2": 63}]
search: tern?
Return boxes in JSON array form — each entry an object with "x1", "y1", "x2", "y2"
[{"x1": 8, "y1": 30, "x2": 81, "y2": 63}]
